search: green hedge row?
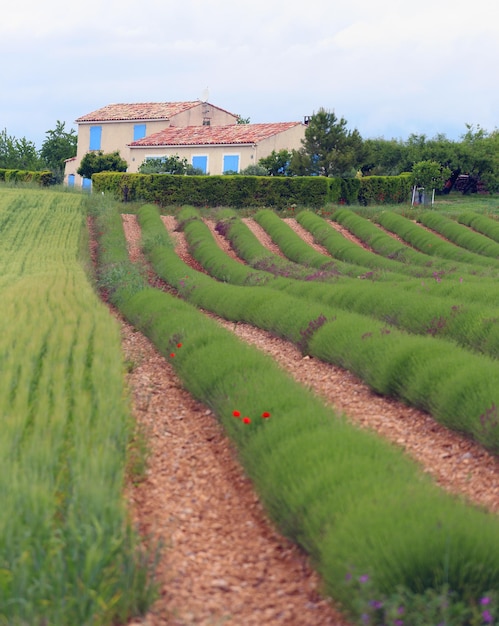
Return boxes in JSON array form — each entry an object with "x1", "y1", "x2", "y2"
[
  {"x1": 92, "y1": 172, "x2": 414, "y2": 208},
  {"x1": 358, "y1": 173, "x2": 413, "y2": 205},
  {"x1": 0, "y1": 168, "x2": 53, "y2": 186},
  {"x1": 92, "y1": 173, "x2": 328, "y2": 209}
]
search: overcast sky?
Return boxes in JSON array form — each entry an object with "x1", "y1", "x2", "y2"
[{"x1": 2, "y1": 0, "x2": 497, "y2": 148}]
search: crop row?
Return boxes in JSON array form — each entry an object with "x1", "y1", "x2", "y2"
[
  {"x1": 332, "y1": 208, "x2": 499, "y2": 280},
  {"x1": 0, "y1": 190, "x2": 153, "y2": 626},
  {"x1": 179, "y1": 207, "x2": 499, "y2": 360},
  {"x1": 150, "y1": 205, "x2": 499, "y2": 456},
  {"x1": 93, "y1": 197, "x2": 499, "y2": 625}
]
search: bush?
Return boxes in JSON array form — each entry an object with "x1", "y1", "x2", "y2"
[
  {"x1": 0, "y1": 168, "x2": 53, "y2": 186},
  {"x1": 93, "y1": 172, "x2": 331, "y2": 209},
  {"x1": 358, "y1": 174, "x2": 413, "y2": 205}
]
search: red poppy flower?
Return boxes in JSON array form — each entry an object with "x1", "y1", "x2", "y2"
[
  {"x1": 169, "y1": 352, "x2": 175, "y2": 358},
  {"x1": 243, "y1": 417, "x2": 251, "y2": 424},
  {"x1": 232, "y1": 410, "x2": 241, "y2": 418},
  {"x1": 177, "y1": 342, "x2": 183, "y2": 348},
  {"x1": 261, "y1": 411, "x2": 271, "y2": 418}
]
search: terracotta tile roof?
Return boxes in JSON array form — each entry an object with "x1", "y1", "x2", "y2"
[
  {"x1": 129, "y1": 122, "x2": 303, "y2": 147},
  {"x1": 76, "y1": 101, "x2": 208, "y2": 122}
]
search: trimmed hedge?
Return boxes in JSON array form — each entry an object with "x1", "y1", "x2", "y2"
[
  {"x1": 358, "y1": 173, "x2": 413, "y2": 205},
  {"x1": 92, "y1": 172, "x2": 330, "y2": 209},
  {"x1": 92, "y1": 172, "x2": 414, "y2": 208},
  {"x1": 0, "y1": 168, "x2": 53, "y2": 186}
]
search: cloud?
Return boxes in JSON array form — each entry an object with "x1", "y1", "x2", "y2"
[{"x1": 1, "y1": 0, "x2": 498, "y2": 146}]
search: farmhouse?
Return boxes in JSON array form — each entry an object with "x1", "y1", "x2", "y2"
[
  {"x1": 127, "y1": 122, "x2": 305, "y2": 176},
  {"x1": 64, "y1": 100, "x2": 306, "y2": 186}
]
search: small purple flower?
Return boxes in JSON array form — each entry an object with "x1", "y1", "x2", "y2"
[
  {"x1": 345, "y1": 572, "x2": 352, "y2": 581},
  {"x1": 394, "y1": 620, "x2": 404, "y2": 626},
  {"x1": 359, "y1": 574, "x2": 369, "y2": 583},
  {"x1": 482, "y1": 609, "x2": 493, "y2": 623},
  {"x1": 361, "y1": 613, "x2": 370, "y2": 624},
  {"x1": 481, "y1": 597, "x2": 491, "y2": 605},
  {"x1": 369, "y1": 599, "x2": 383, "y2": 610}
]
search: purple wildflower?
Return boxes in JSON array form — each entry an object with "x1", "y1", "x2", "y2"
[
  {"x1": 369, "y1": 600, "x2": 383, "y2": 610},
  {"x1": 359, "y1": 574, "x2": 369, "y2": 583},
  {"x1": 481, "y1": 597, "x2": 491, "y2": 606},
  {"x1": 482, "y1": 609, "x2": 493, "y2": 623}
]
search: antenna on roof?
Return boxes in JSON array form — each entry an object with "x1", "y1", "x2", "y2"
[{"x1": 200, "y1": 87, "x2": 211, "y2": 125}]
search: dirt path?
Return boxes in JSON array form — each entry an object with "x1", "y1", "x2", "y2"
[
  {"x1": 119, "y1": 214, "x2": 499, "y2": 626},
  {"x1": 120, "y1": 215, "x2": 351, "y2": 626}
]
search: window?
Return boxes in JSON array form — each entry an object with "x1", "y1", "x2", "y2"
[
  {"x1": 89, "y1": 126, "x2": 102, "y2": 150},
  {"x1": 134, "y1": 123, "x2": 146, "y2": 141},
  {"x1": 192, "y1": 155, "x2": 208, "y2": 174},
  {"x1": 82, "y1": 177, "x2": 92, "y2": 190},
  {"x1": 67, "y1": 174, "x2": 75, "y2": 187},
  {"x1": 223, "y1": 154, "x2": 239, "y2": 173}
]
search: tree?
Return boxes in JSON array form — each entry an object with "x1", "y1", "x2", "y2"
[
  {"x1": 301, "y1": 108, "x2": 365, "y2": 177},
  {"x1": 236, "y1": 115, "x2": 251, "y2": 124},
  {"x1": 287, "y1": 149, "x2": 312, "y2": 177},
  {"x1": 138, "y1": 154, "x2": 202, "y2": 175},
  {"x1": 77, "y1": 151, "x2": 127, "y2": 179},
  {"x1": 361, "y1": 137, "x2": 407, "y2": 176},
  {"x1": 412, "y1": 160, "x2": 451, "y2": 192},
  {"x1": 258, "y1": 149, "x2": 292, "y2": 176},
  {"x1": 239, "y1": 164, "x2": 267, "y2": 175},
  {"x1": 457, "y1": 124, "x2": 499, "y2": 193},
  {"x1": 0, "y1": 129, "x2": 43, "y2": 170},
  {"x1": 40, "y1": 121, "x2": 77, "y2": 183}
]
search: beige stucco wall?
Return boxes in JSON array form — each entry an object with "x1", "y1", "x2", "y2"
[
  {"x1": 168, "y1": 104, "x2": 238, "y2": 128},
  {"x1": 253, "y1": 124, "x2": 305, "y2": 162},
  {"x1": 128, "y1": 124, "x2": 306, "y2": 175},
  {"x1": 128, "y1": 145, "x2": 255, "y2": 175}
]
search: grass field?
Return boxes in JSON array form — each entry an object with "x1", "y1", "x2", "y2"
[{"x1": 0, "y1": 187, "x2": 154, "y2": 626}]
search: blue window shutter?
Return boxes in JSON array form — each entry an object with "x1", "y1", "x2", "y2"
[
  {"x1": 192, "y1": 155, "x2": 208, "y2": 173},
  {"x1": 89, "y1": 126, "x2": 102, "y2": 150},
  {"x1": 82, "y1": 177, "x2": 92, "y2": 190},
  {"x1": 68, "y1": 174, "x2": 75, "y2": 187},
  {"x1": 223, "y1": 154, "x2": 239, "y2": 173},
  {"x1": 134, "y1": 124, "x2": 146, "y2": 141}
]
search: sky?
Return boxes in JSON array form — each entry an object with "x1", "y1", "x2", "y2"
[{"x1": 1, "y1": 0, "x2": 498, "y2": 149}]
